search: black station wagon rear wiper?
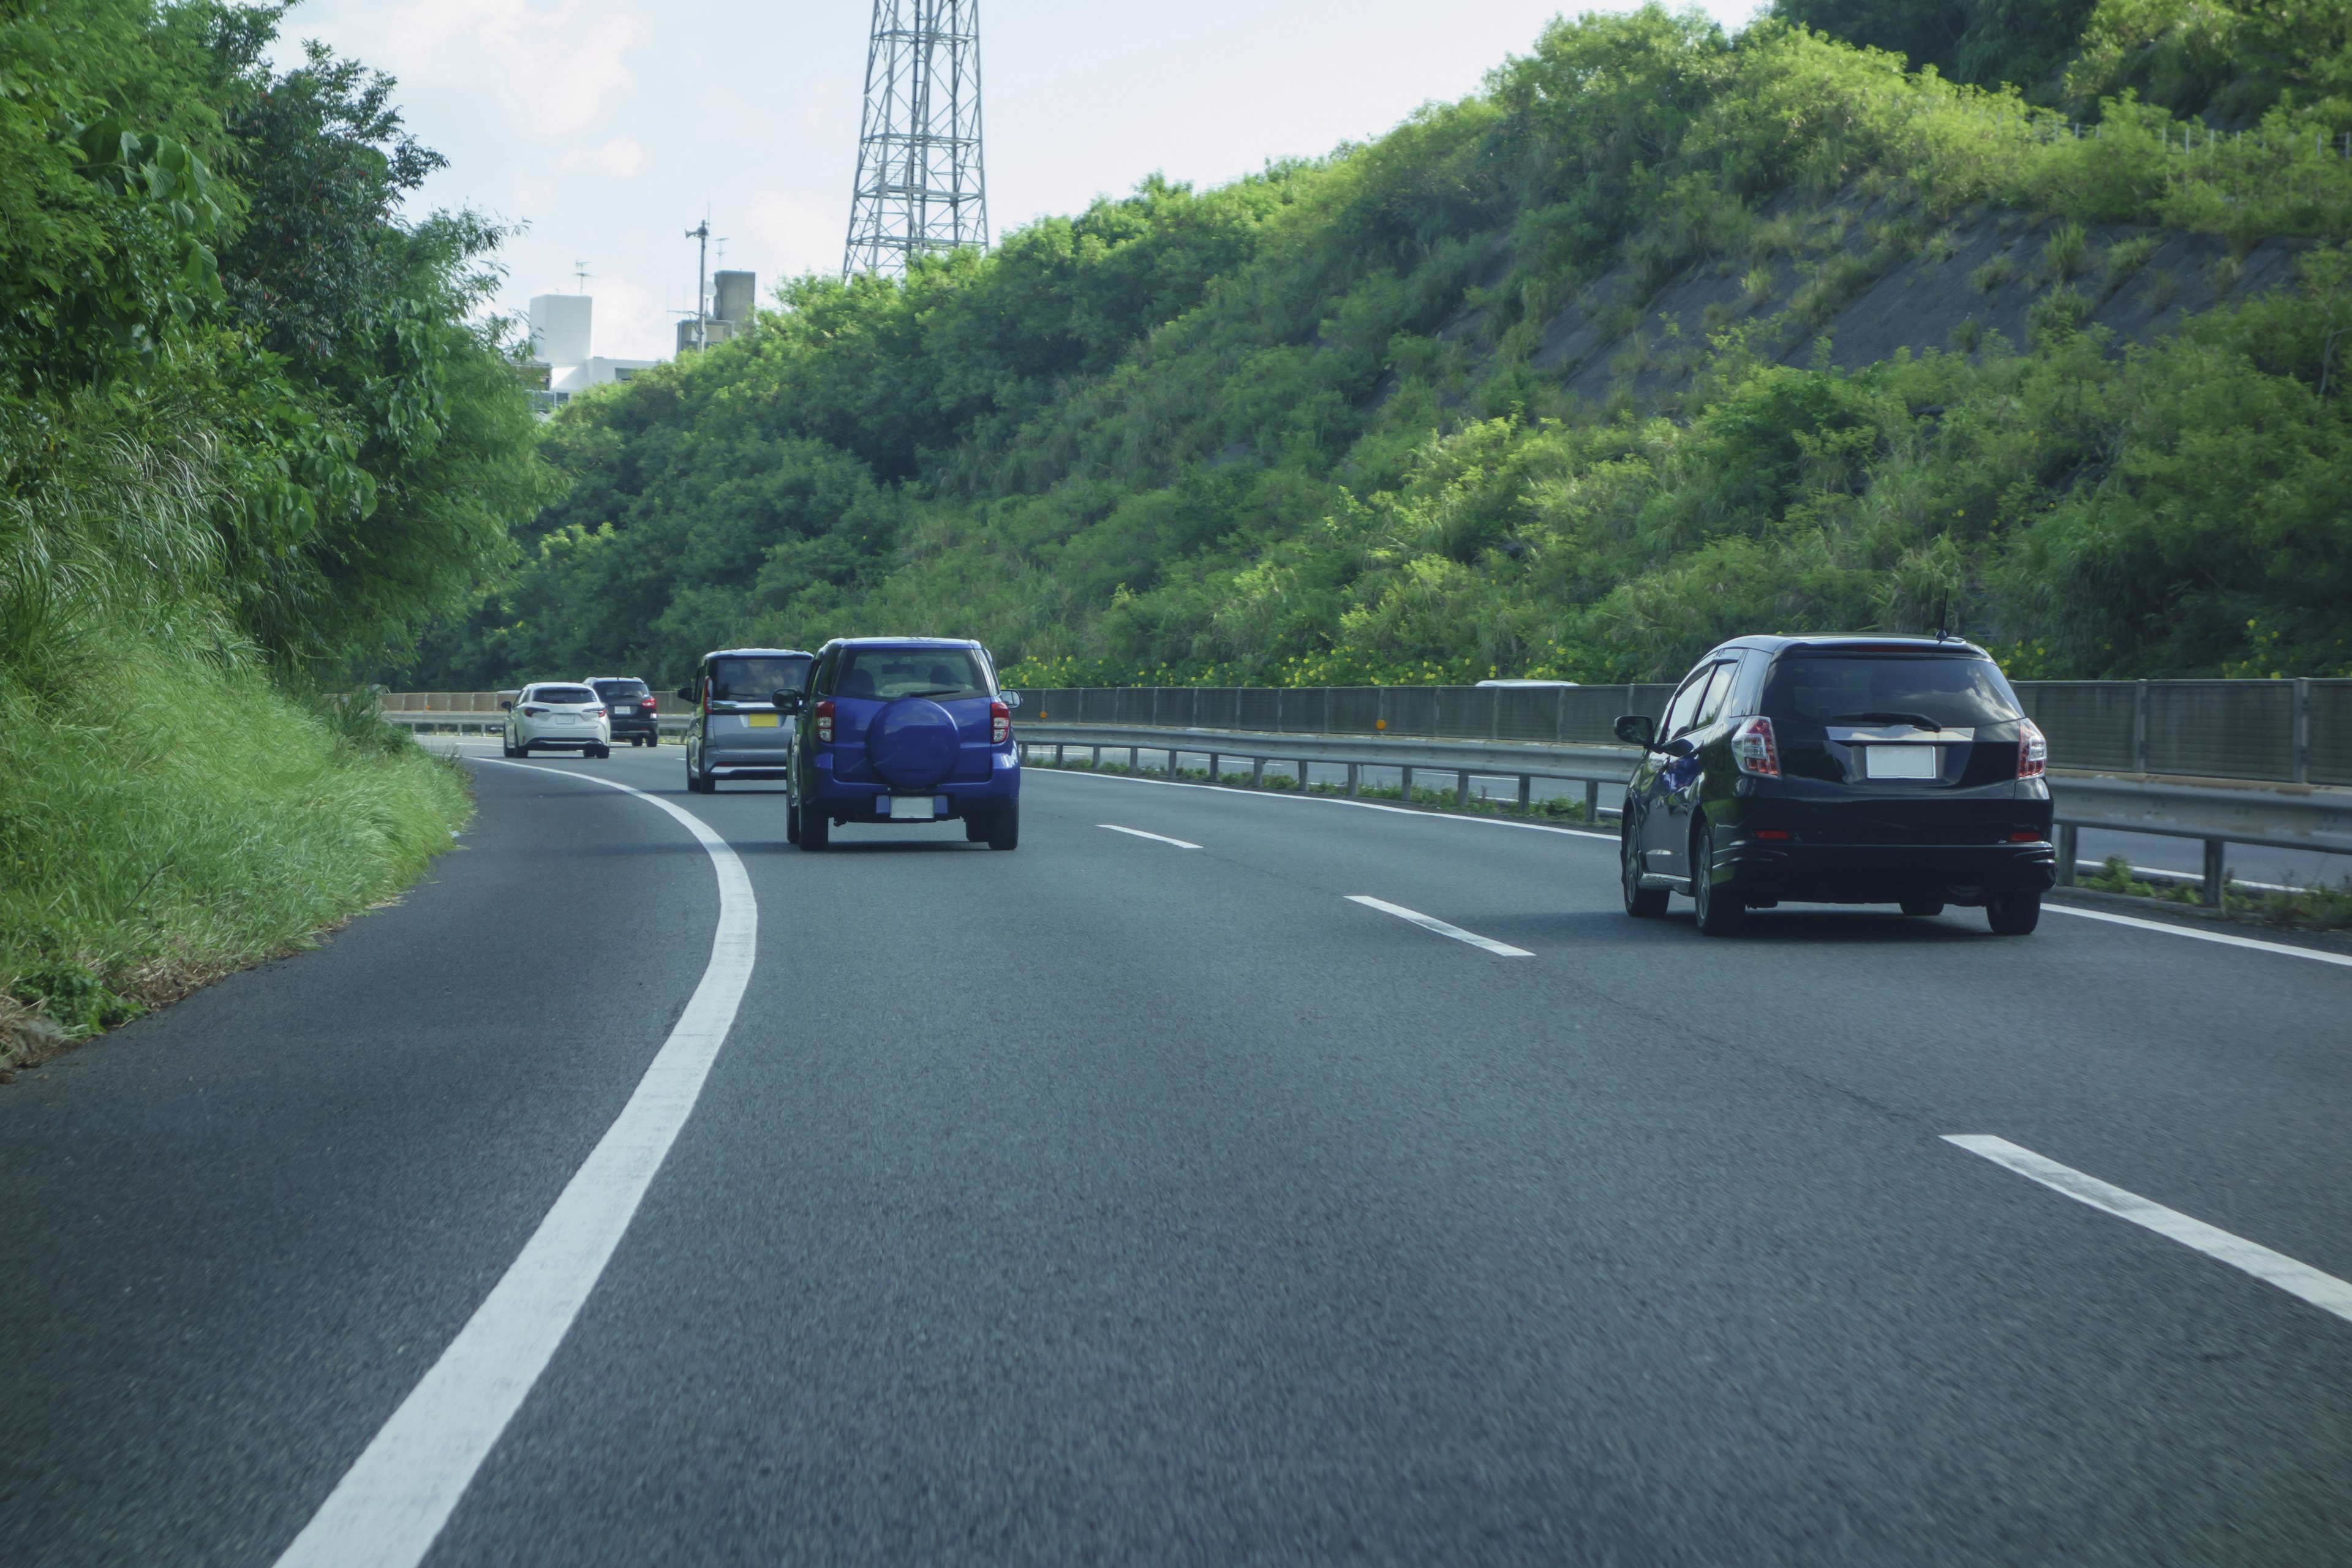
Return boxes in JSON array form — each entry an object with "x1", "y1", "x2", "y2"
[{"x1": 1832, "y1": 710, "x2": 1943, "y2": 731}]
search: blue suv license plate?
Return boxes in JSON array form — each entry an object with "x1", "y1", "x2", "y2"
[{"x1": 883, "y1": 796, "x2": 937, "y2": 820}]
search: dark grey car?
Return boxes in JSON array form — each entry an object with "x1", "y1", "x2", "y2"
[{"x1": 679, "y1": 647, "x2": 814, "y2": 793}]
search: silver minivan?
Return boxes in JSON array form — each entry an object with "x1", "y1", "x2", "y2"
[{"x1": 679, "y1": 647, "x2": 814, "y2": 793}]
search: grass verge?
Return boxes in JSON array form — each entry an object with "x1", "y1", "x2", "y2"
[
  {"x1": 1, "y1": 644, "x2": 471, "y2": 1077},
  {"x1": 2076, "y1": 854, "x2": 2352, "y2": 932}
]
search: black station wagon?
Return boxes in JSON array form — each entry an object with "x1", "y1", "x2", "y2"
[{"x1": 1615, "y1": 635, "x2": 2056, "y2": 935}]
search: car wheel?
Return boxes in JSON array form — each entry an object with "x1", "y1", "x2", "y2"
[
  {"x1": 985, "y1": 802, "x2": 1019, "y2": 851},
  {"x1": 1899, "y1": 895, "x2": 1945, "y2": 917},
  {"x1": 1985, "y1": 887, "x2": 2041, "y2": 935},
  {"x1": 785, "y1": 799, "x2": 801, "y2": 845},
  {"x1": 800, "y1": 809, "x2": 829, "y2": 850},
  {"x1": 1622, "y1": 822, "x2": 1667, "y2": 918},
  {"x1": 1691, "y1": 821, "x2": 1745, "y2": 936},
  {"x1": 501, "y1": 733, "x2": 516, "y2": 758},
  {"x1": 515, "y1": 739, "x2": 530, "y2": 758}
]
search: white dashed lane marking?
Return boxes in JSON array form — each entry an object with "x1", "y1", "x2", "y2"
[{"x1": 1346, "y1": 896, "x2": 1533, "y2": 957}]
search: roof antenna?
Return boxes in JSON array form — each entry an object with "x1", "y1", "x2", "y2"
[{"x1": 1934, "y1": 594, "x2": 1950, "y2": 643}]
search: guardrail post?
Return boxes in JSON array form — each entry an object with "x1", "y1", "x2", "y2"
[
  {"x1": 1054, "y1": 744, "x2": 1065, "y2": 766},
  {"x1": 2201, "y1": 839, "x2": 2226, "y2": 907},
  {"x1": 2133, "y1": 680, "x2": 2149, "y2": 774},
  {"x1": 1346, "y1": 762, "x2": 1359, "y2": 797},
  {"x1": 1517, "y1": 775, "x2": 1531, "y2": 809},
  {"x1": 1169, "y1": 747, "x2": 1181, "y2": 778},
  {"x1": 1128, "y1": 745, "x2": 1139, "y2": 771},
  {"x1": 1207, "y1": 751, "x2": 1219, "y2": 780},
  {"x1": 1455, "y1": 769, "x2": 1471, "y2": 806},
  {"x1": 1298, "y1": 760, "x2": 1311, "y2": 792},
  {"x1": 1401, "y1": 766, "x2": 1414, "y2": 799},
  {"x1": 1091, "y1": 745, "x2": 1101, "y2": 769},
  {"x1": 1250, "y1": 757, "x2": 1265, "y2": 787},
  {"x1": 2294, "y1": 678, "x2": 2309, "y2": 784},
  {"x1": 2055, "y1": 824, "x2": 2077, "y2": 886},
  {"x1": 1585, "y1": 779, "x2": 1601, "y2": 823}
]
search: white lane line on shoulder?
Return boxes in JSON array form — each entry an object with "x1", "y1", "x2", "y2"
[
  {"x1": 1346, "y1": 895, "x2": 1533, "y2": 957},
  {"x1": 2045, "y1": 903, "x2": 2352, "y2": 970},
  {"x1": 1038, "y1": 767, "x2": 1618, "y2": 840},
  {"x1": 273, "y1": 763, "x2": 756, "y2": 1568},
  {"x1": 1944, "y1": 1136, "x2": 2352, "y2": 1325},
  {"x1": 1098, "y1": 823, "x2": 1202, "y2": 849}
]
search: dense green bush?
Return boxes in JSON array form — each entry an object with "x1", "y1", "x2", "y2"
[{"x1": 1, "y1": 2, "x2": 546, "y2": 1058}]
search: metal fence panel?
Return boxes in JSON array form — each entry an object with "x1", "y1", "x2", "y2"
[
  {"x1": 1494, "y1": 688, "x2": 1562, "y2": 741},
  {"x1": 1434, "y1": 686, "x2": 1495, "y2": 739},
  {"x1": 1385, "y1": 687, "x2": 1438, "y2": 736},
  {"x1": 2015, "y1": 682, "x2": 2136, "y2": 772},
  {"x1": 1235, "y1": 688, "x2": 1281, "y2": 732},
  {"x1": 1328, "y1": 688, "x2": 1382, "y2": 733},
  {"x1": 2311, "y1": 681, "x2": 2352, "y2": 786},
  {"x1": 1559, "y1": 687, "x2": 1630, "y2": 742},
  {"x1": 2147, "y1": 680, "x2": 2294, "y2": 780},
  {"x1": 1275, "y1": 689, "x2": 1326, "y2": 733}
]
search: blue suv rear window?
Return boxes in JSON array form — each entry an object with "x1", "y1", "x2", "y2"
[{"x1": 834, "y1": 648, "x2": 989, "y2": 701}]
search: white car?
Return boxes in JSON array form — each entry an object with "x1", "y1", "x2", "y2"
[{"x1": 502, "y1": 683, "x2": 611, "y2": 758}]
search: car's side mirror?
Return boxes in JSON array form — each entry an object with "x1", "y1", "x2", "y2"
[
  {"x1": 1000, "y1": 690, "x2": 1022, "y2": 709},
  {"x1": 771, "y1": 690, "x2": 803, "y2": 714},
  {"x1": 675, "y1": 685, "x2": 697, "y2": 703},
  {"x1": 1614, "y1": 714, "x2": 1656, "y2": 749},
  {"x1": 499, "y1": 699, "x2": 513, "y2": 712},
  {"x1": 1662, "y1": 736, "x2": 1697, "y2": 759}
]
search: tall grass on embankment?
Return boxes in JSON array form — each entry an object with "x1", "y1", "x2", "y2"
[{"x1": 0, "y1": 641, "x2": 470, "y2": 1075}]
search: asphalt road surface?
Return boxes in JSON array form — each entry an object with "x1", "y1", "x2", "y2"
[{"x1": 6, "y1": 742, "x2": 2350, "y2": 1566}]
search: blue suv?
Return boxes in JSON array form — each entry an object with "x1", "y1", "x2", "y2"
[{"x1": 783, "y1": 638, "x2": 1022, "y2": 850}]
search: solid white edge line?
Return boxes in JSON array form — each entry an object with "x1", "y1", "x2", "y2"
[
  {"x1": 2042, "y1": 903, "x2": 2352, "y2": 970},
  {"x1": 1096, "y1": 823, "x2": 1202, "y2": 850},
  {"x1": 1346, "y1": 895, "x2": 1533, "y2": 957},
  {"x1": 1034, "y1": 764, "x2": 1620, "y2": 840},
  {"x1": 1944, "y1": 1136, "x2": 2352, "y2": 1325},
  {"x1": 273, "y1": 762, "x2": 757, "y2": 1568}
]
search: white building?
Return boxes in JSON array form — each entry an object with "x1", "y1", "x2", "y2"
[{"x1": 526, "y1": 293, "x2": 658, "y2": 413}]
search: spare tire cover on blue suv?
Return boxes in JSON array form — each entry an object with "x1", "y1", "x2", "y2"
[{"x1": 867, "y1": 698, "x2": 960, "y2": 788}]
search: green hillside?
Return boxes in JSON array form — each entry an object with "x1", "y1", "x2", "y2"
[
  {"x1": 2, "y1": 2, "x2": 547, "y2": 1065},
  {"x1": 409, "y1": 2, "x2": 2352, "y2": 693}
]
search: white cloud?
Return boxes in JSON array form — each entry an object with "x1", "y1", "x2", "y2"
[
  {"x1": 301, "y1": 0, "x2": 643, "y2": 138},
  {"x1": 594, "y1": 137, "x2": 646, "y2": 178},
  {"x1": 747, "y1": 191, "x2": 842, "y2": 281}
]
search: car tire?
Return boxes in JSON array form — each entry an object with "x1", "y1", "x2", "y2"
[
  {"x1": 501, "y1": 733, "x2": 516, "y2": 758},
  {"x1": 785, "y1": 799, "x2": 801, "y2": 845},
  {"x1": 1623, "y1": 823, "x2": 1668, "y2": 918},
  {"x1": 1985, "y1": 887, "x2": 2041, "y2": 935},
  {"x1": 1899, "y1": 895, "x2": 1946, "y2": 917},
  {"x1": 514, "y1": 739, "x2": 530, "y2": 758},
  {"x1": 800, "y1": 809, "x2": 829, "y2": 851},
  {"x1": 1691, "y1": 821, "x2": 1745, "y2": 936},
  {"x1": 985, "y1": 802, "x2": 1019, "y2": 851}
]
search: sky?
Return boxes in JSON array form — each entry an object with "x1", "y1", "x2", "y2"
[{"x1": 266, "y1": 1, "x2": 1767, "y2": 363}]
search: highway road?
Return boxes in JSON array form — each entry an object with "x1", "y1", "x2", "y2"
[{"x1": 6, "y1": 742, "x2": 2350, "y2": 1565}]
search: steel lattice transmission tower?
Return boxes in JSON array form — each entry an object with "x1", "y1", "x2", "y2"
[{"x1": 842, "y1": 0, "x2": 987, "y2": 279}]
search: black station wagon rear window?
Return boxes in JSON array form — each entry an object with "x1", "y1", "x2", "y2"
[
  {"x1": 708, "y1": 657, "x2": 810, "y2": 702},
  {"x1": 592, "y1": 680, "x2": 647, "y2": 699},
  {"x1": 832, "y1": 647, "x2": 990, "y2": 701},
  {"x1": 1762, "y1": 655, "x2": 2024, "y2": 729}
]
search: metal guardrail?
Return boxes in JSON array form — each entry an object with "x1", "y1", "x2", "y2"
[
  {"x1": 1017, "y1": 721, "x2": 2352, "y2": 907},
  {"x1": 1013, "y1": 678, "x2": 2352, "y2": 788}
]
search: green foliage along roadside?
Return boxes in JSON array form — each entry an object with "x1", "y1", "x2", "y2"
[
  {"x1": 1, "y1": 2, "x2": 546, "y2": 1061},
  {"x1": 409, "y1": 5, "x2": 2352, "y2": 696}
]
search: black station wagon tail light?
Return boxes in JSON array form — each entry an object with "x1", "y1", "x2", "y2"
[
  {"x1": 639, "y1": 697, "x2": 657, "y2": 710},
  {"x1": 1731, "y1": 716, "x2": 1779, "y2": 777},
  {"x1": 814, "y1": 699, "x2": 835, "y2": 744},
  {"x1": 989, "y1": 700, "x2": 1011, "y2": 745},
  {"x1": 2018, "y1": 717, "x2": 2048, "y2": 778}
]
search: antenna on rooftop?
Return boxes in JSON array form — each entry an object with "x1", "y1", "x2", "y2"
[
  {"x1": 572, "y1": 258, "x2": 592, "y2": 293},
  {"x1": 843, "y1": 0, "x2": 989, "y2": 279},
  {"x1": 685, "y1": 217, "x2": 712, "y2": 352}
]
